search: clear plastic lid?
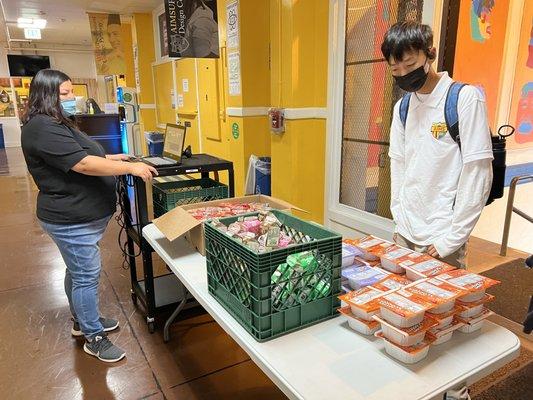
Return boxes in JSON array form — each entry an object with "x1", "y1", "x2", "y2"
[
  {"x1": 338, "y1": 287, "x2": 384, "y2": 311},
  {"x1": 338, "y1": 307, "x2": 380, "y2": 328},
  {"x1": 372, "y1": 274, "x2": 412, "y2": 292},
  {"x1": 377, "y1": 290, "x2": 435, "y2": 317},
  {"x1": 406, "y1": 279, "x2": 466, "y2": 304},
  {"x1": 437, "y1": 270, "x2": 500, "y2": 291}
]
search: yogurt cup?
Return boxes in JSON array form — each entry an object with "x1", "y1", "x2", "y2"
[
  {"x1": 338, "y1": 306, "x2": 380, "y2": 335},
  {"x1": 375, "y1": 331, "x2": 432, "y2": 364}
]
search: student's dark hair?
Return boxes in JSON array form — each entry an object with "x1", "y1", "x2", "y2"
[
  {"x1": 381, "y1": 22, "x2": 435, "y2": 63},
  {"x1": 22, "y1": 69, "x2": 76, "y2": 128}
]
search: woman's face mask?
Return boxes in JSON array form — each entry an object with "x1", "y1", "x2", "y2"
[
  {"x1": 61, "y1": 99, "x2": 77, "y2": 115},
  {"x1": 393, "y1": 59, "x2": 430, "y2": 92}
]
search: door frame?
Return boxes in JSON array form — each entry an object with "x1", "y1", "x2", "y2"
[{"x1": 324, "y1": 0, "x2": 445, "y2": 239}]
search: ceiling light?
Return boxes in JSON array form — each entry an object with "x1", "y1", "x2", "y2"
[
  {"x1": 17, "y1": 17, "x2": 47, "y2": 29},
  {"x1": 24, "y1": 28, "x2": 41, "y2": 39}
]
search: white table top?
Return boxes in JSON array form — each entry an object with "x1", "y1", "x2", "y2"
[{"x1": 143, "y1": 223, "x2": 520, "y2": 400}]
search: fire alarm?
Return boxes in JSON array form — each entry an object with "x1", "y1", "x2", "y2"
[{"x1": 268, "y1": 108, "x2": 285, "y2": 134}]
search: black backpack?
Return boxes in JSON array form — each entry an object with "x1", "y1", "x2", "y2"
[{"x1": 399, "y1": 82, "x2": 515, "y2": 205}]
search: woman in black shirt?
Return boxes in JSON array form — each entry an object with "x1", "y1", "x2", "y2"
[{"x1": 21, "y1": 69, "x2": 157, "y2": 363}]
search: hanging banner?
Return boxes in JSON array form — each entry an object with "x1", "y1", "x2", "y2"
[
  {"x1": 164, "y1": 0, "x2": 220, "y2": 58},
  {"x1": 88, "y1": 13, "x2": 126, "y2": 75}
]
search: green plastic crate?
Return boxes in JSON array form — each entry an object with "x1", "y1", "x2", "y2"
[
  {"x1": 205, "y1": 210, "x2": 342, "y2": 342},
  {"x1": 152, "y1": 178, "x2": 229, "y2": 217}
]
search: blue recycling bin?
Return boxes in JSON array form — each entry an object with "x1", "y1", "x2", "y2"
[
  {"x1": 145, "y1": 132, "x2": 164, "y2": 156},
  {"x1": 254, "y1": 157, "x2": 271, "y2": 195},
  {"x1": 0, "y1": 123, "x2": 4, "y2": 149}
]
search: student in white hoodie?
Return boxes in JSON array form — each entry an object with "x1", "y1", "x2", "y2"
[
  {"x1": 182, "y1": 0, "x2": 219, "y2": 58},
  {"x1": 381, "y1": 22, "x2": 493, "y2": 269}
]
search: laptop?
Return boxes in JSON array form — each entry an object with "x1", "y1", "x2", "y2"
[{"x1": 141, "y1": 124, "x2": 186, "y2": 167}]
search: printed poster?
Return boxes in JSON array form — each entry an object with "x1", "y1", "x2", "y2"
[
  {"x1": 164, "y1": 0, "x2": 220, "y2": 58},
  {"x1": 88, "y1": 13, "x2": 126, "y2": 75}
]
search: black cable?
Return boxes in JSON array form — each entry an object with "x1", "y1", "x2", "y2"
[{"x1": 115, "y1": 176, "x2": 142, "y2": 269}]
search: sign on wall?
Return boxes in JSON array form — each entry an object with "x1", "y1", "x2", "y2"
[
  {"x1": 164, "y1": 0, "x2": 220, "y2": 58},
  {"x1": 88, "y1": 13, "x2": 126, "y2": 75}
]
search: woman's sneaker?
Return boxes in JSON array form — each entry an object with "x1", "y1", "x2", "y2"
[
  {"x1": 83, "y1": 333, "x2": 126, "y2": 363},
  {"x1": 72, "y1": 317, "x2": 119, "y2": 337}
]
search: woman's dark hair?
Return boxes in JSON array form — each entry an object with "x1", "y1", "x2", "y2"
[
  {"x1": 381, "y1": 22, "x2": 434, "y2": 63},
  {"x1": 22, "y1": 68, "x2": 75, "y2": 127}
]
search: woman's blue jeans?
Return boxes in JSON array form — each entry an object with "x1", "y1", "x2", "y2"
[{"x1": 40, "y1": 216, "x2": 111, "y2": 339}]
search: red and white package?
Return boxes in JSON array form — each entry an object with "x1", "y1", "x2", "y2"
[
  {"x1": 380, "y1": 245, "x2": 417, "y2": 273},
  {"x1": 405, "y1": 278, "x2": 467, "y2": 314},
  {"x1": 338, "y1": 286, "x2": 384, "y2": 321},
  {"x1": 371, "y1": 274, "x2": 412, "y2": 292},
  {"x1": 437, "y1": 270, "x2": 500, "y2": 303},
  {"x1": 346, "y1": 236, "x2": 394, "y2": 261},
  {"x1": 403, "y1": 258, "x2": 456, "y2": 280},
  {"x1": 377, "y1": 289, "x2": 436, "y2": 328}
]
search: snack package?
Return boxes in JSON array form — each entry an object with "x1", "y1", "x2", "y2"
[
  {"x1": 375, "y1": 331, "x2": 433, "y2": 364},
  {"x1": 346, "y1": 236, "x2": 394, "y2": 261},
  {"x1": 378, "y1": 289, "x2": 436, "y2": 328},
  {"x1": 427, "y1": 318, "x2": 465, "y2": 345},
  {"x1": 338, "y1": 287, "x2": 384, "y2": 321},
  {"x1": 405, "y1": 278, "x2": 467, "y2": 314},
  {"x1": 457, "y1": 294, "x2": 495, "y2": 318},
  {"x1": 427, "y1": 304, "x2": 462, "y2": 329},
  {"x1": 373, "y1": 315, "x2": 438, "y2": 347},
  {"x1": 437, "y1": 270, "x2": 500, "y2": 303},
  {"x1": 372, "y1": 274, "x2": 412, "y2": 292},
  {"x1": 403, "y1": 258, "x2": 456, "y2": 280},
  {"x1": 380, "y1": 245, "x2": 417, "y2": 273},
  {"x1": 456, "y1": 308, "x2": 494, "y2": 333},
  {"x1": 338, "y1": 306, "x2": 380, "y2": 335},
  {"x1": 342, "y1": 266, "x2": 389, "y2": 290},
  {"x1": 342, "y1": 242, "x2": 361, "y2": 267}
]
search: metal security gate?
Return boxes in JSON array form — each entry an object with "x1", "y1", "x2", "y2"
[{"x1": 339, "y1": 0, "x2": 424, "y2": 219}]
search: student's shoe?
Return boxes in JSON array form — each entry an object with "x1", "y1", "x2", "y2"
[
  {"x1": 525, "y1": 255, "x2": 533, "y2": 269},
  {"x1": 83, "y1": 333, "x2": 126, "y2": 363},
  {"x1": 72, "y1": 317, "x2": 119, "y2": 337}
]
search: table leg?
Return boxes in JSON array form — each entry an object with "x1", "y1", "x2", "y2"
[{"x1": 163, "y1": 290, "x2": 189, "y2": 343}]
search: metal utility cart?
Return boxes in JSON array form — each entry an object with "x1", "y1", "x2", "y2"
[{"x1": 119, "y1": 154, "x2": 235, "y2": 335}]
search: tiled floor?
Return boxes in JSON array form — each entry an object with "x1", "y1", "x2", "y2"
[
  {"x1": 0, "y1": 148, "x2": 286, "y2": 400},
  {"x1": 0, "y1": 147, "x2": 530, "y2": 400}
]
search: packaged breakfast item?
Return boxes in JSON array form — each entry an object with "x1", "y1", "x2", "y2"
[
  {"x1": 403, "y1": 258, "x2": 456, "y2": 281},
  {"x1": 342, "y1": 242, "x2": 362, "y2": 267},
  {"x1": 372, "y1": 274, "x2": 412, "y2": 292},
  {"x1": 457, "y1": 294, "x2": 495, "y2": 318},
  {"x1": 437, "y1": 270, "x2": 500, "y2": 303},
  {"x1": 427, "y1": 305, "x2": 462, "y2": 329},
  {"x1": 375, "y1": 331, "x2": 433, "y2": 364},
  {"x1": 405, "y1": 278, "x2": 467, "y2": 314},
  {"x1": 456, "y1": 308, "x2": 494, "y2": 333},
  {"x1": 338, "y1": 306, "x2": 380, "y2": 335},
  {"x1": 373, "y1": 315, "x2": 438, "y2": 346},
  {"x1": 428, "y1": 318, "x2": 465, "y2": 345},
  {"x1": 380, "y1": 245, "x2": 417, "y2": 273},
  {"x1": 378, "y1": 289, "x2": 436, "y2": 328},
  {"x1": 338, "y1": 287, "x2": 384, "y2": 321},
  {"x1": 189, "y1": 202, "x2": 271, "y2": 220},
  {"x1": 342, "y1": 265, "x2": 389, "y2": 290},
  {"x1": 346, "y1": 236, "x2": 394, "y2": 261}
]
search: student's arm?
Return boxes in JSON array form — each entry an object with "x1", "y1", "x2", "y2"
[
  {"x1": 389, "y1": 101, "x2": 406, "y2": 222},
  {"x1": 432, "y1": 159, "x2": 492, "y2": 257},
  {"x1": 431, "y1": 88, "x2": 493, "y2": 258},
  {"x1": 72, "y1": 156, "x2": 158, "y2": 182},
  {"x1": 105, "y1": 154, "x2": 130, "y2": 161}
]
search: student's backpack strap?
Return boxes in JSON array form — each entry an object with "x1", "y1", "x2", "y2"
[
  {"x1": 444, "y1": 82, "x2": 467, "y2": 148},
  {"x1": 399, "y1": 92, "x2": 411, "y2": 128}
]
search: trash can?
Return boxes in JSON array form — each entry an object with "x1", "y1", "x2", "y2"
[
  {"x1": 0, "y1": 123, "x2": 4, "y2": 149},
  {"x1": 254, "y1": 157, "x2": 271, "y2": 195},
  {"x1": 145, "y1": 131, "x2": 164, "y2": 156}
]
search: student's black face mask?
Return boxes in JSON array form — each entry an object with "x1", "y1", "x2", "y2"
[{"x1": 393, "y1": 60, "x2": 429, "y2": 92}]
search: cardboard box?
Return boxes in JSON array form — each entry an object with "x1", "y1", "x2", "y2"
[{"x1": 153, "y1": 195, "x2": 303, "y2": 255}]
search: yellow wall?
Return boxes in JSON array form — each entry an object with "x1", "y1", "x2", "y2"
[
  {"x1": 131, "y1": 13, "x2": 156, "y2": 151},
  {"x1": 121, "y1": 23, "x2": 136, "y2": 88},
  {"x1": 144, "y1": 0, "x2": 327, "y2": 219},
  {"x1": 153, "y1": 61, "x2": 175, "y2": 126},
  {"x1": 270, "y1": 0, "x2": 328, "y2": 222}
]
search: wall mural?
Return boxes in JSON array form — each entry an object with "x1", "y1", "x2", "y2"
[{"x1": 470, "y1": 0, "x2": 495, "y2": 42}]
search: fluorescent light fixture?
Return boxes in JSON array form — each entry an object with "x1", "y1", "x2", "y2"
[
  {"x1": 24, "y1": 28, "x2": 41, "y2": 39},
  {"x1": 17, "y1": 17, "x2": 47, "y2": 29}
]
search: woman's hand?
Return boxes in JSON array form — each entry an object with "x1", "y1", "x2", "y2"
[
  {"x1": 128, "y1": 162, "x2": 158, "y2": 182},
  {"x1": 427, "y1": 244, "x2": 441, "y2": 258},
  {"x1": 106, "y1": 154, "x2": 131, "y2": 161}
]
